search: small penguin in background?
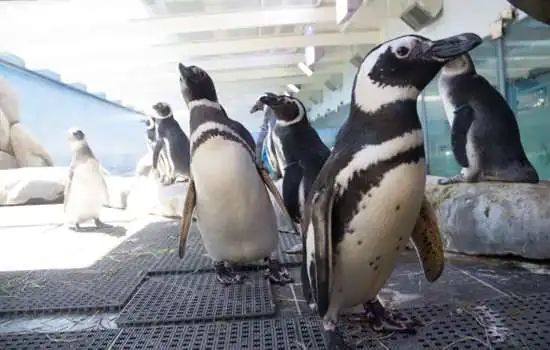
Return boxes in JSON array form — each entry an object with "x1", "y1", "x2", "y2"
[
  {"x1": 141, "y1": 116, "x2": 171, "y2": 183},
  {"x1": 176, "y1": 63, "x2": 300, "y2": 286},
  {"x1": 250, "y1": 93, "x2": 280, "y2": 177},
  {"x1": 255, "y1": 93, "x2": 331, "y2": 255},
  {"x1": 303, "y1": 33, "x2": 481, "y2": 348},
  {"x1": 64, "y1": 128, "x2": 112, "y2": 231},
  {"x1": 437, "y1": 53, "x2": 539, "y2": 185},
  {"x1": 150, "y1": 102, "x2": 191, "y2": 184}
]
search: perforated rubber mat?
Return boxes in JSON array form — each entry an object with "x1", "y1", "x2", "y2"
[
  {"x1": 0, "y1": 268, "x2": 144, "y2": 315},
  {"x1": 116, "y1": 272, "x2": 275, "y2": 326},
  {"x1": 0, "y1": 329, "x2": 119, "y2": 350},
  {"x1": 148, "y1": 230, "x2": 302, "y2": 274}
]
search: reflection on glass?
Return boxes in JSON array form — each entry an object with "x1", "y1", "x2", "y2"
[
  {"x1": 505, "y1": 17, "x2": 550, "y2": 180},
  {"x1": 420, "y1": 39, "x2": 498, "y2": 176}
]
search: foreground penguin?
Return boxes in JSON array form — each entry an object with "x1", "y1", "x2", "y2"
[
  {"x1": 302, "y1": 33, "x2": 482, "y2": 348},
  {"x1": 64, "y1": 128, "x2": 111, "y2": 231},
  {"x1": 141, "y1": 117, "x2": 171, "y2": 182},
  {"x1": 150, "y1": 102, "x2": 191, "y2": 184},
  {"x1": 176, "y1": 63, "x2": 299, "y2": 285},
  {"x1": 255, "y1": 93, "x2": 331, "y2": 254},
  {"x1": 437, "y1": 53, "x2": 539, "y2": 185}
]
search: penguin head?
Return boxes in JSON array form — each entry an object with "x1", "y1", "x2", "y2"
[
  {"x1": 249, "y1": 92, "x2": 278, "y2": 114},
  {"x1": 257, "y1": 94, "x2": 307, "y2": 126},
  {"x1": 178, "y1": 63, "x2": 218, "y2": 105},
  {"x1": 68, "y1": 127, "x2": 86, "y2": 142},
  {"x1": 353, "y1": 33, "x2": 482, "y2": 111},
  {"x1": 152, "y1": 102, "x2": 173, "y2": 119},
  {"x1": 441, "y1": 53, "x2": 476, "y2": 77}
]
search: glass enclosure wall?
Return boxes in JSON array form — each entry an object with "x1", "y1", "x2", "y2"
[{"x1": 313, "y1": 15, "x2": 550, "y2": 180}]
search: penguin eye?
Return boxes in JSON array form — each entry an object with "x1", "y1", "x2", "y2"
[{"x1": 395, "y1": 46, "x2": 410, "y2": 58}]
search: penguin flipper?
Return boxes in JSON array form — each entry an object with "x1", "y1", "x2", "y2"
[
  {"x1": 178, "y1": 178, "x2": 196, "y2": 259},
  {"x1": 63, "y1": 165, "x2": 75, "y2": 213},
  {"x1": 152, "y1": 139, "x2": 165, "y2": 170},
  {"x1": 257, "y1": 165, "x2": 301, "y2": 236},
  {"x1": 450, "y1": 105, "x2": 475, "y2": 168},
  {"x1": 310, "y1": 183, "x2": 338, "y2": 317},
  {"x1": 410, "y1": 195, "x2": 445, "y2": 283}
]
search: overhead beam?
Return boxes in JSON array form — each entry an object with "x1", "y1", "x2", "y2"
[
  {"x1": 16, "y1": 31, "x2": 382, "y2": 61},
  {"x1": 0, "y1": 6, "x2": 339, "y2": 43},
  {"x1": 51, "y1": 49, "x2": 355, "y2": 78}
]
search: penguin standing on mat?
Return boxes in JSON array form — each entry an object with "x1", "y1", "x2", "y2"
[
  {"x1": 64, "y1": 128, "x2": 112, "y2": 231},
  {"x1": 437, "y1": 53, "x2": 539, "y2": 185},
  {"x1": 150, "y1": 102, "x2": 191, "y2": 184},
  {"x1": 302, "y1": 33, "x2": 482, "y2": 348},
  {"x1": 176, "y1": 63, "x2": 300, "y2": 286},
  {"x1": 254, "y1": 93, "x2": 331, "y2": 254}
]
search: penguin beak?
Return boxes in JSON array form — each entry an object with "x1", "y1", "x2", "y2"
[
  {"x1": 259, "y1": 94, "x2": 281, "y2": 107},
  {"x1": 178, "y1": 63, "x2": 194, "y2": 79},
  {"x1": 250, "y1": 101, "x2": 264, "y2": 114},
  {"x1": 425, "y1": 33, "x2": 482, "y2": 61}
]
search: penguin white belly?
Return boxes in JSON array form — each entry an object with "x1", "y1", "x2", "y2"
[
  {"x1": 65, "y1": 161, "x2": 106, "y2": 224},
  {"x1": 328, "y1": 162, "x2": 426, "y2": 310},
  {"x1": 192, "y1": 139, "x2": 278, "y2": 263}
]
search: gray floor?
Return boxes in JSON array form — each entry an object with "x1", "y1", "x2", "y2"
[{"x1": 1, "y1": 219, "x2": 549, "y2": 349}]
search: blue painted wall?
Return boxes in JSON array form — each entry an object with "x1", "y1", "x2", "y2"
[{"x1": 0, "y1": 61, "x2": 148, "y2": 175}]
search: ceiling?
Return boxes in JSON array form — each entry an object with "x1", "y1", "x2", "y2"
[{"x1": 0, "y1": 0, "x2": 418, "y2": 131}]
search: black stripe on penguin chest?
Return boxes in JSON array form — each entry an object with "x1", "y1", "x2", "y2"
[
  {"x1": 191, "y1": 128, "x2": 253, "y2": 160},
  {"x1": 332, "y1": 145, "x2": 425, "y2": 248}
]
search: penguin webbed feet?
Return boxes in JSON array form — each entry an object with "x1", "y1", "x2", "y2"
[
  {"x1": 69, "y1": 223, "x2": 82, "y2": 232},
  {"x1": 359, "y1": 299, "x2": 420, "y2": 334},
  {"x1": 323, "y1": 319, "x2": 352, "y2": 350},
  {"x1": 263, "y1": 257, "x2": 293, "y2": 285},
  {"x1": 94, "y1": 218, "x2": 113, "y2": 229},
  {"x1": 214, "y1": 261, "x2": 245, "y2": 286},
  {"x1": 283, "y1": 242, "x2": 303, "y2": 255},
  {"x1": 437, "y1": 174, "x2": 466, "y2": 185}
]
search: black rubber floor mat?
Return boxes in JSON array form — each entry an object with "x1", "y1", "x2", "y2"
[
  {"x1": 0, "y1": 268, "x2": 144, "y2": 315},
  {"x1": 116, "y1": 272, "x2": 275, "y2": 326},
  {"x1": 148, "y1": 230, "x2": 302, "y2": 274},
  {"x1": 111, "y1": 318, "x2": 301, "y2": 349},
  {"x1": 0, "y1": 329, "x2": 119, "y2": 350}
]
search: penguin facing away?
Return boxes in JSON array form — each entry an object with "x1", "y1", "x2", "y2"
[
  {"x1": 64, "y1": 128, "x2": 112, "y2": 231},
  {"x1": 141, "y1": 116, "x2": 171, "y2": 183},
  {"x1": 250, "y1": 95, "x2": 287, "y2": 180},
  {"x1": 176, "y1": 63, "x2": 299, "y2": 286},
  {"x1": 437, "y1": 53, "x2": 539, "y2": 185},
  {"x1": 302, "y1": 33, "x2": 482, "y2": 348},
  {"x1": 150, "y1": 102, "x2": 191, "y2": 184}
]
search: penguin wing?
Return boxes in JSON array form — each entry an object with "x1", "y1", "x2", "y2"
[
  {"x1": 152, "y1": 139, "x2": 165, "y2": 169},
  {"x1": 63, "y1": 165, "x2": 75, "y2": 212},
  {"x1": 310, "y1": 183, "x2": 338, "y2": 317},
  {"x1": 450, "y1": 105, "x2": 475, "y2": 168},
  {"x1": 257, "y1": 165, "x2": 301, "y2": 236},
  {"x1": 178, "y1": 178, "x2": 196, "y2": 259},
  {"x1": 409, "y1": 195, "x2": 445, "y2": 282}
]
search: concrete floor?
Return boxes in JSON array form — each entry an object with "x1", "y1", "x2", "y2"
[{"x1": 0, "y1": 204, "x2": 549, "y2": 349}]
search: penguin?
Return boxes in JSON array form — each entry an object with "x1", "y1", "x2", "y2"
[
  {"x1": 250, "y1": 92, "x2": 280, "y2": 175},
  {"x1": 176, "y1": 63, "x2": 300, "y2": 286},
  {"x1": 437, "y1": 53, "x2": 539, "y2": 185},
  {"x1": 64, "y1": 128, "x2": 112, "y2": 231},
  {"x1": 140, "y1": 116, "x2": 171, "y2": 183},
  {"x1": 254, "y1": 93, "x2": 332, "y2": 254},
  {"x1": 302, "y1": 33, "x2": 482, "y2": 348},
  {"x1": 150, "y1": 102, "x2": 191, "y2": 184}
]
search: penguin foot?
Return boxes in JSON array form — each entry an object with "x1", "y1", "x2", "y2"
[
  {"x1": 360, "y1": 299, "x2": 420, "y2": 334},
  {"x1": 214, "y1": 262, "x2": 245, "y2": 286},
  {"x1": 437, "y1": 174, "x2": 465, "y2": 185},
  {"x1": 69, "y1": 223, "x2": 82, "y2": 231},
  {"x1": 263, "y1": 257, "x2": 293, "y2": 286},
  {"x1": 94, "y1": 218, "x2": 113, "y2": 229},
  {"x1": 283, "y1": 242, "x2": 303, "y2": 255}
]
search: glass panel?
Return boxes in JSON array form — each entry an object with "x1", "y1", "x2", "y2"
[
  {"x1": 422, "y1": 39, "x2": 499, "y2": 177},
  {"x1": 504, "y1": 17, "x2": 550, "y2": 180}
]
